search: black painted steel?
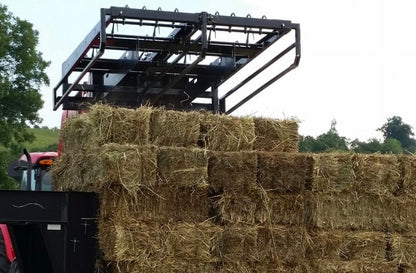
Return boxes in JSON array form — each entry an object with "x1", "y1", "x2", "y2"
[
  {"x1": 0, "y1": 191, "x2": 98, "y2": 273},
  {"x1": 53, "y1": 6, "x2": 300, "y2": 113}
]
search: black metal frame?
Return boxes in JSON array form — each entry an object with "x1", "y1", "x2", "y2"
[
  {"x1": 0, "y1": 191, "x2": 98, "y2": 273},
  {"x1": 53, "y1": 6, "x2": 300, "y2": 113}
]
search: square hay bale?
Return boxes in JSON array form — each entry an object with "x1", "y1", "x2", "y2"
[
  {"x1": 110, "y1": 260, "x2": 216, "y2": 273},
  {"x1": 88, "y1": 104, "x2": 151, "y2": 146},
  {"x1": 353, "y1": 154, "x2": 401, "y2": 195},
  {"x1": 253, "y1": 117, "x2": 299, "y2": 152},
  {"x1": 60, "y1": 113, "x2": 94, "y2": 153},
  {"x1": 312, "y1": 192, "x2": 415, "y2": 232},
  {"x1": 312, "y1": 260, "x2": 399, "y2": 273},
  {"x1": 102, "y1": 220, "x2": 220, "y2": 262},
  {"x1": 391, "y1": 233, "x2": 416, "y2": 264},
  {"x1": 208, "y1": 151, "x2": 257, "y2": 191},
  {"x1": 399, "y1": 155, "x2": 416, "y2": 195},
  {"x1": 257, "y1": 225, "x2": 312, "y2": 263},
  {"x1": 200, "y1": 113, "x2": 255, "y2": 151},
  {"x1": 149, "y1": 108, "x2": 201, "y2": 147},
  {"x1": 157, "y1": 147, "x2": 208, "y2": 188},
  {"x1": 210, "y1": 190, "x2": 262, "y2": 225},
  {"x1": 164, "y1": 222, "x2": 222, "y2": 261},
  {"x1": 257, "y1": 152, "x2": 313, "y2": 193},
  {"x1": 99, "y1": 143, "x2": 157, "y2": 194},
  {"x1": 311, "y1": 230, "x2": 387, "y2": 261},
  {"x1": 217, "y1": 261, "x2": 315, "y2": 273},
  {"x1": 51, "y1": 149, "x2": 102, "y2": 192},
  {"x1": 213, "y1": 189, "x2": 312, "y2": 226},
  {"x1": 213, "y1": 224, "x2": 260, "y2": 262},
  {"x1": 98, "y1": 217, "x2": 116, "y2": 261},
  {"x1": 51, "y1": 153, "x2": 78, "y2": 191},
  {"x1": 312, "y1": 153, "x2": 355, "y2": 193},
  {"x1": 260, "y1": 192, "x2": 314, "y2": 226},
  {"x1": 99, "y1": 186, "x2": 211, "y2": 223}
]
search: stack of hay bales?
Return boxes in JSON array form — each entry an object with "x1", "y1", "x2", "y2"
[
  {"x1": 52, "y1": 104, "x2": 300, "y2": 272},
  {"x1": 309, "y1": 153, "x2": 416, "y2": 272},
  {"x1": 52, "y1": 104, "x2": 416, "y2": 272}
]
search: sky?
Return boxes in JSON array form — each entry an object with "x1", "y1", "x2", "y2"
[{"x1": 2, "y1": 0, "x2": 416, "y2": 141}]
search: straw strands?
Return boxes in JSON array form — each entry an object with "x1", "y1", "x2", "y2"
[
  {"x1": 253, "y1": 117, "x2": 299, "y2": 152},
  {"x1": 157, "y1": 147, "x2": 208, "y2": 188},
  {"x1": 312, "y1": 192, "x2": 416, "y2": 232},
  {"x1": 59, "y1": 104, "x2": 299, "y2": 154},
  {"x1": 88, "y1": 104, "x2": 152, "y2": 146},
  {"x1": 52, "y1": 104, "x2": 416, "y2": 272},
  {"x1": 258, "y1": 152, "x2": 313, "y2": 193},
  {"x1": 208, "y1": 151, "x2": 257, "y2": 191},
  {"x1": 149, "y1": 109, "x2": 201, "y2": 147},
  {"x1": 311, "y1": 230, "x2": 387, "y2": 261},
  {"x1": 99, "y1": 186, "x2": 211, "y2": 223},
  {"x1": 200, "y1": 113, "x2": 256, "y2": 151}
]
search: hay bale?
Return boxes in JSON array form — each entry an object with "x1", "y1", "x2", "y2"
[
  {"x1": 311, "y1": 230, "x2": 387, "y2": 261},
  {"x1": 50, "y1": 153, "x2": 76, "y2": 191},
  {"x1": 257, "y1": 152, "x2": 313, "y2": 193},
  {"x1": 214, "y1": 225, "x2": 259, "y2": 262},
  {"x1": 99, "y1": 143, "x2": 157, "y2": 194},
  {"x1": 217, "y1": 261, "x2": 315, "y2": 273},
  {"x1": 98, "y1": 217, "x2": 117, "y2": 261},
  {"x1": 110, "y1": 260, "x2": 216, "y2": 273},
  {"x1": 88, "y1": 104, "x2": 151, "y2": 146},
  {"x1": 149, "y1": 108, "x2": 201, "y2": 147},
  {"x1": 253, "y1": 117, "x2": 299, "y2": 152},
  {"x1": 213, "y1": 189, "x2": 312, "y2": 226},
  {"x1": 399, "y1": 155, "x2": 416, "y2": 195},
  {"x1": 101, "y1": 220, "x2": 221, "y2": 262},
  {"x1": 312, "y1": 192, "x2": 416, "y2": 232},
  {"x1": 60, "y1": 113, "x2": 94, "y2": 153},
  {"x1": 312, "y1": 153, "x2": 355, "y2": 193},
  {"x1": 200, "y1": 113, "x2": 255, "y2": 151},
  {"x1": 157, "y1": 147, "x2": 208, "y2": 188},
  {"x1": 353, "y1": 154, "x2": 401, "y2": 195},
  {"x1": 99, "y1": 186, "x2": 211, "y2": 223},
  {"x1": 164, "y1": 222, "x2": 221, "y2": 261},
  {"x1": 391, "y1": 233, "x2": 416, "y2": 264},
  {"x1": 208, "y1": 151, "x2": 257, "y2": 191},
  {"x1": 312, "y1": 260, "x2": 399, "y2": 273},
  {"x1": 111, "y1": 220, "x2": 164, "y2": 262},
  {"x1": 51, "y1": 149, "x2": 101, "y2": 192},
  {"x1": 257, "y1": 225, "x2": 312, "y2": 263}
]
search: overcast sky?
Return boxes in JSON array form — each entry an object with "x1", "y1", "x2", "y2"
[{"x1": 2, "y1": 0, "x2": 416, "y2": 141}]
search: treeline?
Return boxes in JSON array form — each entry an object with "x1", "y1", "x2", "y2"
[{"x1": 300, "y1": 116, "x2": 416, "y2": 154}]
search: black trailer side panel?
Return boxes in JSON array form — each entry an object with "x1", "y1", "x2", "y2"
[{"x1": 0, "y1": 191, "x2": 98, "y2": 273}]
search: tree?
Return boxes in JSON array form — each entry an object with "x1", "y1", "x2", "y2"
[
  {"x1": 351, "y1": 138, "x2": 383, "y2": 154},
  {"x1": 381, "y1": 138, "x2": 403, "y2": 154},
  {"x1": 378, "y1": 116, "x2": 416, "y2": 151},
  {"x1": 0, "y1": 5, "x2": 49, "y2": 189},
  {"x1": 299, "y1": 120, "x2": 349, "y2": 153},
  {"x1": 0, "y1": 4, "x2": 49, "y2": 150},
  {"x1": 299, "y1": 135, "x2": 316, "y2": 152}
]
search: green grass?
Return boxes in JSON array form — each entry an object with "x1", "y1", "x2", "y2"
[{"x1": 24, "y1": 128, "x2": 60, "y2": 152}]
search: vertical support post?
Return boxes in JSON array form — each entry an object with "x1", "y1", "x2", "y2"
[
  {"x1": 211, "y1": 84, "x2": 219, "y2": 113},
  {"x1": 219, "y1": 98, "x2": 226, "y2": 114}
]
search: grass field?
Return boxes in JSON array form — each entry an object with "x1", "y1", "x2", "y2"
[{"x1": 24, "y1": 128, "x2": 60, "y2": 152}]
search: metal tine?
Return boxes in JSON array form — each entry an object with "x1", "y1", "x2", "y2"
[{"x1": 245, "y1": 14, "x2": 252, "y2": 45}]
